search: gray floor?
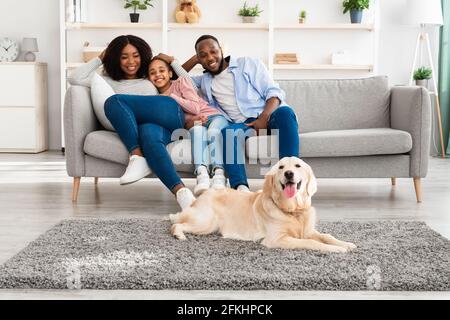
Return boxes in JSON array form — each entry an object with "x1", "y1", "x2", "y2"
[{"x1": 0, "y1": 151, "x2": 449, "y2": 299}]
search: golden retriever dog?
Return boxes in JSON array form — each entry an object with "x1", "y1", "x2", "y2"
[{"x1": 169, "y1": 157, "x2": 357, "y2": 253}]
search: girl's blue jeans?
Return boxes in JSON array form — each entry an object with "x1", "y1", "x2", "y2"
[
  {"x1": 104, "y1": 94, "x2": 185, "y2": 191},
  {"x1": 189, "y1": 114, "x2": 231, "y2": 174}
]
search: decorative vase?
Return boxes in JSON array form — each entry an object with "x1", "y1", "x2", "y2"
[
  {"x1": 299, "y1": 18, "x2": 306, "y2": 24},
  {"x1": 130, "y1": 13, "x2": 140, "y2": 23},
  {"x1": 242, "y1": 16, "x2": 256, "y2": 23},
  {"x1": 415, "y1": 79, "x2": 428, "y2": 88},
  {"x1": 350, "y1": 9, "x2": 363, "y2": 23}
]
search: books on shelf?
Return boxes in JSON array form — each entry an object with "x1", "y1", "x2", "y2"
[{"x1": 274, "y1": 53, "x2": 299, "y2": 65}]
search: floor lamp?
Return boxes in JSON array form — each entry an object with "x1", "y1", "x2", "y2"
[{"x1": 408, "y1": 0, "x2": 446, "y2": 158}]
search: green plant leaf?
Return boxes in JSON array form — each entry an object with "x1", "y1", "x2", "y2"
[
  {"x1": 123, "y1": 0, "x2": 154, "y2": 12},
  {"x1": 413, "y1": 67, "x2": 432, "y2": 80},
  {"x1": 238, "y1": 2, "x2": 263, "y2": 17},
  {"x1": 342, "y1": 0, "x2": 370, "y2": 14}
]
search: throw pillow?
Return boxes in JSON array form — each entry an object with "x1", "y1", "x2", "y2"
[{"x1": 90, "y1": 72, "x2": 115, "y2": 131}]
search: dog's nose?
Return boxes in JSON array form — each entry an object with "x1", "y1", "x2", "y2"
[{"x1": 284, "y1": 170, "x2": 294, "y2": 180}]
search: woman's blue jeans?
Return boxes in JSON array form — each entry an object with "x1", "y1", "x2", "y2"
[
  {"x1": 189, "y1": 115, "x2": 231, "y2": 174},
  {"x1": 104, "y1": 94, "x2": 185, "y2": 191}
]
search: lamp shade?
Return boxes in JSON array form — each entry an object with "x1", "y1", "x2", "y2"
[
  {"x1": 406, "y1": 0, "x2": 443, "y2": 25},
  {"x1": 22, "y1": 38, "x2": 39, "y2": 52}
]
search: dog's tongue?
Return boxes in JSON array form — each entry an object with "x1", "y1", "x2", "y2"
[{"x1": 284, "y1": 184, "x2": 297, "y2": 198}]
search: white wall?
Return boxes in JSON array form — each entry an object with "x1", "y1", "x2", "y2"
[
  {"x1": 0, "y1": 0, "x2": 442, "y2": 150},
  {"x1": 378, "y1": 0, "x2": 441, "y2": 86}
]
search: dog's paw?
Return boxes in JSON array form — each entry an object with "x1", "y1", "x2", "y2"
[
  {"x1": 325, "y1": 245, "x2": 347, "y2": 253},
  {"x1": 173, "y1": 233, "x2": 187, "y2": 241},
  {"x1": 342, "y1": 242, "x2": 357, "y2": 251},
  {"x1": 169, "y1": 213, "x2": 179, "y2": 223}
]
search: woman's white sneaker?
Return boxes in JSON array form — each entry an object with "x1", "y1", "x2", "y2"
[
  {"x1": 120, "y1": 155, "x2": 151, "y2": 185},
  {"x1": 211, "y1": 168, "x2": 227, "y2": 190}
]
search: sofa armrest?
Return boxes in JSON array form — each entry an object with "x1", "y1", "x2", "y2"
[
  {"x1": 390, "y1": 86, "x2": 431, "y2": 178},
  {"x1": 63, "y1": 85, "x2": 99, "y2": 177}
]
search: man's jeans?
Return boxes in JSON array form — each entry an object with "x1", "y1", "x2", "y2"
[
  {"x1": 104, "y1": 94, "x2": 185, "y2": 191},
  {"x1": 221, "y1": 106, "x2": 300, "y2": 189},
  {"x1": 189, "y1": 114, "x2": 231, "y2": 174}
]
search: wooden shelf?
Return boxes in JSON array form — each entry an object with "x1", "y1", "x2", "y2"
[
  {"x1": 0, "y1": 62, "x2": 47, "y2": 66},
  {"x1": 275, "y1": 23, "x2": 374, "y2": 31},
  {"x1": 66, "y1": 22, "x2": 162, "y2": 30},
  {"x1": 66, "y1": 63, "x2": 86, "y2": 69},
  {"x1": 168, "y1": 23, "x2": 269, "y2": 30},
  {"x1": 273, "y1": 64, "x2": 373, "y2": 71}
]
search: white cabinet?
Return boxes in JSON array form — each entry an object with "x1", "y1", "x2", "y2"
[{"x1": 0, "y1": 62, "x2": 48, "y2": 153}]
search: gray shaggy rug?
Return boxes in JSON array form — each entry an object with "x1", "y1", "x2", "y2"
[{"x1": 0, "y1": 219, "x2": 449, "y2": 291}]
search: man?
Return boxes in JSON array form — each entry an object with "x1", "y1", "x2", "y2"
[{"x1": 183, "y1": 35, "x2": 299, "y2": 192}]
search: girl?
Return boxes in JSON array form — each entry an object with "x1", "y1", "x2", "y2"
[{"x1": 148, "y1": 57, "x2": 231, "y2": 196}]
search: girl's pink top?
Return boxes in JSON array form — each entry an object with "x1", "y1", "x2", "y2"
[{"x1": 168, "y1": 77, "x2": 221, "y2": 122}]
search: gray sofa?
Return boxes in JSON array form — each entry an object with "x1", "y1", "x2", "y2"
[{"x1": 64, "y1": 76, "x2": 431, "y2": 202}]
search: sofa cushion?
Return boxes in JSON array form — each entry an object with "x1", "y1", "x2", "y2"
[
  {"x1": 278, "y1": 76, "x2": 391, "y2": 133},
  {"x1": 84, "y1": 130, "x2": 193, "y2": 170},
  {"x1": 84, "y1": 131, "x2": 128, "y2": 165},
  {"x1": 85, "y1": 128, "x2": 412, "y2": 166},
  {"x1": 246, "y1": 128, "x2": 412, "y2": 160},
  {"x1": 90, "y1": 73, "x2": 115, "y2": 131}
]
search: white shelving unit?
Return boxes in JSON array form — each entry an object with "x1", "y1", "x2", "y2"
[
  {"x1": 59, "y1": 0, "x2": 379, "y2": 147},
  {"x1": 0, "y1": 62, "x2": 48, "y2": 153},
  {"x1": 272, "y1": 64, "x2": 373, "y2": 71}
]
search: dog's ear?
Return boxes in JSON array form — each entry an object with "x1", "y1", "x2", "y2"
[
  {"x1": 265, "y1": 159, "x2": 281, "y2": 177},
  {"x1": 263, "y1": 173, "x2": 274, "y2": 197},
  {"x1": 305, "y1": 164, "x2": 317, "y2": 197}
]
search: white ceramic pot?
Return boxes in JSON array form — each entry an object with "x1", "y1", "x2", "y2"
[
  {"x1": 415, "y1": 79, "x2": 428, "y2": 88},
  {"x1": 242, "y1": 16, "x2": 256, "y2": 23}
]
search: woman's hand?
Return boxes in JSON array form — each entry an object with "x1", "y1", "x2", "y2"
[{"x1": 155, "y1": 53, "x2": 175, "y2": 64}]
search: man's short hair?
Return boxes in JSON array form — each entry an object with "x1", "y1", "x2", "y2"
[{"x1": 195, "y1": 35, "x2": 220, "y2": 51}]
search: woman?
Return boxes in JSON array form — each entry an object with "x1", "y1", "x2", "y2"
[{"x1": 68, "y1": 35, "x2": 196, "y2": 209}]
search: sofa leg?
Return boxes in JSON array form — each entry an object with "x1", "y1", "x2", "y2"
[
  {"x1": 413, "y1": 177, "x2": 422, "y2": 203},
  {"x1": 391, "y1": 177, "x2": 396, "y2": 186},
  {"x1": 94, "y1": 177, "x2": 99, "y2": 185},
  {"x1": 72, "y1": 177, "x2": 81, "y2": 202}
]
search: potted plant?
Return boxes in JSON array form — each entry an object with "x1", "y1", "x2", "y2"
[
  {"x1": 413, "y1": 67, "x2": 432, "y2": 87},
  {"x1": 299, "y1": 10, "x2": 307, "y2": 24},
  {"x1": 123, "y1": 0, "x2": 154, "y2": 23},
  {"x1": 342, "y1": 0, "x2": 370, "y2": 24},
  {"x1": 238, "y1": 2, "x2": 263, "y2": 23}
]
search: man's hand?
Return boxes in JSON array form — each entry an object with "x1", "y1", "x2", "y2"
[
  {"x1": 182, "y1": 54, "x2": 200, "y2": 72},
  {"x1": 245, "y1": 114, "x2": 269, "y2": 134},
  {"x1": 155, "y1": 53, "x2": 175, "y2": 64},
  {"x1": 185, "y1": 114, "x2": 208, "y2": 129},
  {"x1": 246, "y1": 97, "x2": 280, "y2": 134}
]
